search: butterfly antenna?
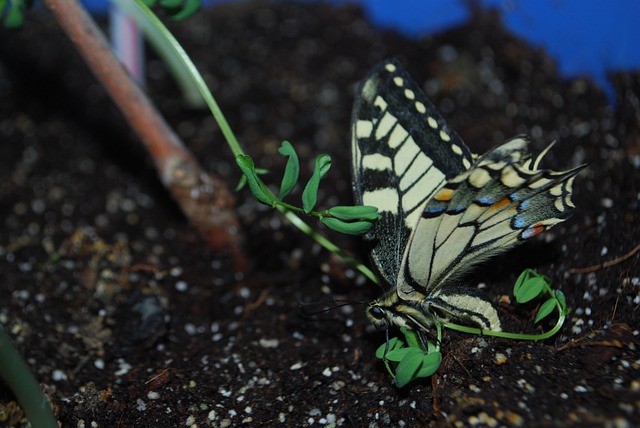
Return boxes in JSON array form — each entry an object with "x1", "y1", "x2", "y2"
[
  {"x1": 383, "y1": 328, "x2": 391, "y2": 357},
  {"x1": 298, "y1": 297, "x2": 366, "y2": 317}
]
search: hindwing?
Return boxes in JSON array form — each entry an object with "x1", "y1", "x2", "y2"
[{"x1": 397, "y1": 137, "x2": 584, "y2": 301}]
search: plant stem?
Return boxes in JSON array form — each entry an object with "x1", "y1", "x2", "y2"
[
  {"x1": 41, "y1": 0, "x2": 246, "y2": 268},
  {"x1": 0, "y1": 328, "x2": 57, "y2": 427},
  {"x1": 444, "y1": 303, "x2": 566, "y2": 341},
  {"x1": 278, "y1": 207, "x2": 379, "y2": 284},
  {"x1": 131, "y1": 0, "x2": 244, "y2": 158}
]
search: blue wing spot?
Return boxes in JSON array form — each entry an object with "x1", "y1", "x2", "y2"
[
  {"x1": 448, "y1": 205, "x2": 466, "y2": 214},
  {"x1": 513, "y1": 216, "x2": 527, "y2": 229},
  {"x1": 519, "y1": 199, "x2": 530, "y2": 210},
  {"x1": 476, "y1": 196, "x2": 494, "y2": 205},
  {"x1": 426, "y1": 206, "x2": 445, "y2": 214},
  {"x1": 424, "y1": 206, "x2": 446, "y2": 217},
  {"x1": 509, "y1": 193, "x2": 520, "y2": 201}
]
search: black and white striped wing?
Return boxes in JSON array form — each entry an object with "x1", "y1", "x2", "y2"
[
  {"x1": 397, "y1": 137, "x2": 584, "y2": 300},
  {"x1": 351, "y1": 59, "x2": 474, "y2": 287}
]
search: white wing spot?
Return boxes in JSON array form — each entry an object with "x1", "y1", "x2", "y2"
[
  {"x1": 427, "y1": 116, "x2": 438, "y2": 129},
  {"x1": 385, "y1": 63, "x2": 397, "y2": 73},
  {"x1": 501, "y1": 166, "x2": 526, "y2": 187},
  {"x1": 393, "y1": 76, "x2": 404, "y2": 87},
  {"x1": 554, "y1": 198, "x2": 565, "y2": 212},
  {"x1": 362, "y1": 188, "x2": 398, "y2": 214},
  {"x1": 415, "y1": 101, "x2": 426, "y2": 114},
  {"x1": 387, "y1": 124, "x2": 409, "y2": 149},
  {"x1": 374, "y1": 95, "x2": 388, "y2": 111},
  {"x1": 451, "y1": 144, "x2": 463, "y2": 155},
  {"x1": 375, "y1": 112, "x2": 397, "y2": 140},
  {"x1": 356, "y1": 120, "x2": 373, "y2": 138},
  {"x1": 463, "y1": 158, "x2": 472, "y2": 169},
  {"x1": 549, "y1": 184, "x2": 563, "y2": 196},
  {"x1": 439, "y1": 130, "x2": 451, "y2": 142},
  {"x1": 404, "y1": 89, "x2": 415, "y2": 100},
  {"x1": 362, "y1": 153, "x2": 392, "y2": 172},
  {"x1": 528, "y1": 177, "x2": 549, "y2": 189},
  {"x1": 468, "y1": 167, "x2": 491, "y2": 188},
  {"x1": 565, "y1": 193, "x2": 575, "y2": 208},
  {"x1": 487, "y1": 161, "x2": 506, "y2": 171}
]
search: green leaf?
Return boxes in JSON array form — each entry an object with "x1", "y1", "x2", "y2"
[
  {"x1": 3, "y1": 4, "x2": 23, "y2": 29},
  {"x1": 235, "y1": 175, "x2": 248, "y2": 191},
  {"x1": 327, "y1": 205, "x2": 380, "y2": 221},
  {"x1": 534, "y1": 298, "x2": 557, "y2": 323},
  {"x1": 277, "y1": 141, "x2": 299, "y2": 200},
  {"x1": 513, "y1": 269, "x2": 535, "y2": 296},
  {"x1": 235, "y1": 168, "x2": 269, "y2": 191},
  {"x1": 555, "y1": 289, "x2": 567, "y2": 309},
  {"x1": 515, "y1": 277, "x2": 545, "y2": 303},
  {"x1": 555, "y1": 290, "x2": 572, "y2": 316},
  {"x1": 169, "y1": 0, "x2": 201, "y2": 20},
  {"x1": 375, "y1": 337, "x2": 402, "y2": 359},
  {"x1": 302, "y1": 155, "x2": 332, "y2": 213},
  {"x1": 384, "y1": 347, "x2": 411, "y2": 362},
  {"x1": 2, "y1": 0, "x2": 31, "y2": 30},
  {"x1": 414, "y1": 351, "x2": 442, "y2": 379},
  {"x1": 394, "y1": 348, "x2": 425, "y2": 388},
  {"x1": 320, "y1": 218, "x2": 373, "y2": 235},
  {"x1": 236, "y1": 155, "x2": 274, "y2": 206},
  {"x1": 400, "y1": 328, "x2": 421, "y2": 349}
]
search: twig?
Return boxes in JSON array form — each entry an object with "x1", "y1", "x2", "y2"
[
  {"x1": 41, "y1": 0, "x2": 246, "y2": 270},
  {"x1": 243, "y1": 289, "x2": 270, "y2": 317},
  {"x1": 568, "y1": 243, "x2": 640, "y2": 274}
]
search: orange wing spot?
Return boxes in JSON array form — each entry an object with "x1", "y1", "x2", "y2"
[
  {"x1": 490, "y1": 197, "x2": 511, "y2": 210},
  {"x1": 434, "y1": 188, "x2": 454, "y2": 201},
  {"x1": 522, "y1": 223, "x2": 546, "y2": 239}
]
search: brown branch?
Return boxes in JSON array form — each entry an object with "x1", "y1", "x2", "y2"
[
  {"x1": 41, "y1": 0, "x2": 245, "y2": 270},
  {"x1": 568, "y1": 243, "x2": 640, "y2": 274}
]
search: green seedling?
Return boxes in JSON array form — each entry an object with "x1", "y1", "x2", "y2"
[
  {"x1": 236, "y1": 141, "x2": 381, "y2": 237},
  {"x1": 377, "y1": 269, "x2": 571, "y2": 387}
]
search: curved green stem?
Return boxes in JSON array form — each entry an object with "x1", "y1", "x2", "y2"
[
  {"x1": 132, "y1": 0, "x2": 243, "y2": 157},
  {"x1": 443, "y1": 294, "x2": 567, "y2": 341},
  {"x1": 444, "y1": 315, "x2": 565, "y2": 341},
  {"x1": 278, "y1": 207, "x2": 379, "y2": 284}
]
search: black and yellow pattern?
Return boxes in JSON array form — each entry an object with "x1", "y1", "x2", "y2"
[{"x1": 351, "y1": 59, "x2": 583, "y2": 334}]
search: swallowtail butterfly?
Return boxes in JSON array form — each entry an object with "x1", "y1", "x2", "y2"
[{"x1": 351, "y1": 59, "x2": 583, "y2": 335}]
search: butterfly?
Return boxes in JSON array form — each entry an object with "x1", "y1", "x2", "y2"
[{"x1": 351, "y1": 59, "x2": 583, "y2": 336}]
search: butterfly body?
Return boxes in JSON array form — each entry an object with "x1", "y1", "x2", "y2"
[{"x1": 352, "y1": 60, "x2": 582, "y2": 336}]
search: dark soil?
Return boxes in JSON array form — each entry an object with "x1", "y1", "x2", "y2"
[{"x1": 1, "y1": 2, "x2": 639, "y2": 427}]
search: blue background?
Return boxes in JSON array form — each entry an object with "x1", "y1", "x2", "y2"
[{"x1": 83, "y1": 0, "x2": 640, "y2": 102}]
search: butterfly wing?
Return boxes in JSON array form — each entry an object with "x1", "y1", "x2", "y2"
[
  {"x1": 397, "y1": 136, "x2": 584, "y2": 300},
  {"x1": 351, "y1": 59, "x2": 474, "y2": 286}
]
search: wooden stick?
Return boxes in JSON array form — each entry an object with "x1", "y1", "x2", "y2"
[{"x1": 41, "y1": 0, "x2": 245, "y2": 269}]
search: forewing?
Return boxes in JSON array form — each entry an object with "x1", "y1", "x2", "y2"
[
  {"x1": 397, "y1": 137, "x2": 584, "y2": 299},
  {"x1": 351, "y1": 59, "x2": 473, "y2": 286}
]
